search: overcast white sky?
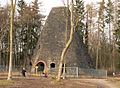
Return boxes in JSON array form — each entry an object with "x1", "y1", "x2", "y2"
[{"x1": 0, "y1": 0, "x2": 105, "y2": 15}]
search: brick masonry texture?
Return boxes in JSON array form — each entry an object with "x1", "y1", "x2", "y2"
[{"x1": 32, "y1": 7, "x2": 94, "y2": 69}]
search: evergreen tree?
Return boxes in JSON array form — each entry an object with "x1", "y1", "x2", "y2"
[
  {"x1": 17, "y1": 0, "x2": 25, "y2": 15},
  {"x1": 114, "y1": 0, "x2": 120, "y2": 70},
  {"x1": 17, "y1": 0, "x2": 45, "y2": 66},
  {"x1": 74, "y1": 0, "x2": 85, "y2": 37},
  {"x1": 96, "y1": 0, "x2": 105, "y2": 69},
  {"x1": 115, "y1": 2, "x2": 120, "y2": 52},
  {"x1": 74, "y1": 0, "x2": 90, "y2": 49},
  {"x1": 105, "y1": 0, "x2": 114, "y2": 42},
  {"x1": 0, "y1": 5, "x2": 10, "y2": 66},
  {"x1": 105, "y1": 0, "x2": 114, "y2": 72}
]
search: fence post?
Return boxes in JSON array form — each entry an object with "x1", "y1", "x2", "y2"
[
  {"x1": 76, "y1": 67, "x2": 78, "y2": 78},
  {"x1": 105, "y1": 70, "x2": 107, "y2": 77}
]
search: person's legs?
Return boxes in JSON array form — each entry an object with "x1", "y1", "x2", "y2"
[
  {"x1": 44, "y1": 73, "x2": 47, "y2": 77},
  {"x1": 22, "y1": 72, "x2": 25, "y2": 77}
]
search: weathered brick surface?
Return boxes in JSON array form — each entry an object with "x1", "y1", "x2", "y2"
[{"x1": 32, "y1": 7, "x2": 94, "y2": 69}]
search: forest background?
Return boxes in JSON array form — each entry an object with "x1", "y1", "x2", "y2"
[{"x1": 0, "y1": 0, "x2": 120, "y2": 74}]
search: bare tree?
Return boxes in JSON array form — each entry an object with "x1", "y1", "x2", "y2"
[
  {"x1": 96, "y1": 1, "x2": 105, "y2": 69},
  {"x1": 7, "y1": 0, "x2": 17, "y2": 80},
  {"x1": 62, "y1": 0, "x2": 69, "y2": 80},
  {"x1": 57, "y1": 0, "x2": 74, "y2": 81}
]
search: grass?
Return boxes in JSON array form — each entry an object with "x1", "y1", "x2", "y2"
[
  {"x1": 106, "y1": 77, "x2": 120, "y2": 87},
  {"x1": 0, "y1": 73, "x2": 8, "y2": 75},
  {"x1": 51, "y1": 80, "x2": 62, "y2": 85},
  {"x1": 0, "y1": 72, "x2": 20, "y2": 76},
  {"x1": 50, "y1": 75, "x2": 57, "y2": 79},
  {"x1": 0, "y1": 80, "x2": 15, "y2": 85},
  {"x1": 107, "y1": 78, "x2": 120, "y2": 82},
  {"x1": 0, "y1": 72, "x2": 46, "y2": 77}
]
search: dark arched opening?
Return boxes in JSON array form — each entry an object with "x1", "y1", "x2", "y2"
[
  {"x1": 36, "y1": 62, "x2": 45, "y2": 72},
  {"x1": 50, "y1": 63, "x2": 55, "y2": 68}
]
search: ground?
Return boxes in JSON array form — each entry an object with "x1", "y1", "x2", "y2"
[
  {"x1": 72, "y1": 78, "x2": 119, "y2": 88},
  {"x1": 0, "y1": 77, "x2": 99, "y2": 88},
  {"x1": 0, "y1": 74, "x2": 120, "y2": 88}
]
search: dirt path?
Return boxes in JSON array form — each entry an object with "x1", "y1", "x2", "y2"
[
  {"x1": 71, "y1": 79, "x2": 118, "y2": 88},
  {"x1": 0, "y1": 76, "x2": 118, "y2": 88}
]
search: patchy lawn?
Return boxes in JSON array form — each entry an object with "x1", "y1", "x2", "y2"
[
  {"x1": 106, "y1": 77, "x2": 120, "y2": 87},
  {"x1": 0, "y1": 80, "x2": 15, "y2": 85},
  {"x1": 0, "y1": 77, "x2": 98, "y2": 88}
]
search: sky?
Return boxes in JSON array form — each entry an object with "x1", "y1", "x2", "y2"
[{"x1": 0, "y1": 0, "x2": 104, "y2": 15}]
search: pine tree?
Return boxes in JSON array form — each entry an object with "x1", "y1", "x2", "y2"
[
  {"x1": 96, "y1": 0, "x2": 105, "y2": 69},
  {"x1": 17, "y1": 0, "x2": 25, "y2": 15},
  {"x1": 105, "y1": 0, "x2": 114, "y2": 42},
  {"x1": 114, "y1": 0, "x2": 120, "y2": 69},
  {"x1": 115, "y1": 1, "x2": 120, "y2": 51},
  {"x1": 74, "y1": 0, "x2": 85, "y2": 38},
  {"x1": 105, "y1": 0, "x2": 114, "y2": 71},
  {"x1": 17, "y1": 0, "x2": 44, "y2": 67}
]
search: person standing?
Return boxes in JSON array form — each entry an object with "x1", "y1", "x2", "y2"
[
  {"x1": 21, "y1": 68, "x2": 26, "y2": 77},
  {"x1": 44, "y1": 69, "x2": 47, "y2": 77}
]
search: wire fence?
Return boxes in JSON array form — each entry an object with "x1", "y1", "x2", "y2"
[
  {"x1": 48, "y1": 67, "x2": 107, "y2": 78},
  {"x1": 0, "y1": 65, "x2": 107, "y2": 78},
  {"x1": 78, "y1": 68, "x2": 107, "y2": 78}
]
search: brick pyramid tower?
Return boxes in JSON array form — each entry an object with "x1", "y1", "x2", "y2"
[{"x1": 32, "y1": 7, "x2": 94, "y2": 71}]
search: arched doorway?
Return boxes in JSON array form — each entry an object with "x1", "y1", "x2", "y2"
[
  {"x1": 37, "y1": 62, "x2": 44, "y2": 72},
  {"x1": 35, "y1": 60, "x2": 46, "y2": 72},
  {"x1": 50, "y1": 63, "x2": 55, "y2": 68}
]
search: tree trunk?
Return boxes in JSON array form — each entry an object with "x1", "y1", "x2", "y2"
[
  {"x1": 96, "y1": 18, "x2": 100, "y2": 69},
  {"x1": 63, "y1": 0, "x2": 69, "y2": 79},
  {"x1": 57, "y1": 0, "x2": 74, "y2": 81},
  {"x1": 85, "y1": 12, "x2": 89, "y2": 51},
  {"x1": 7, "y1": 0, "x2": 16, "y2": 80}
]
